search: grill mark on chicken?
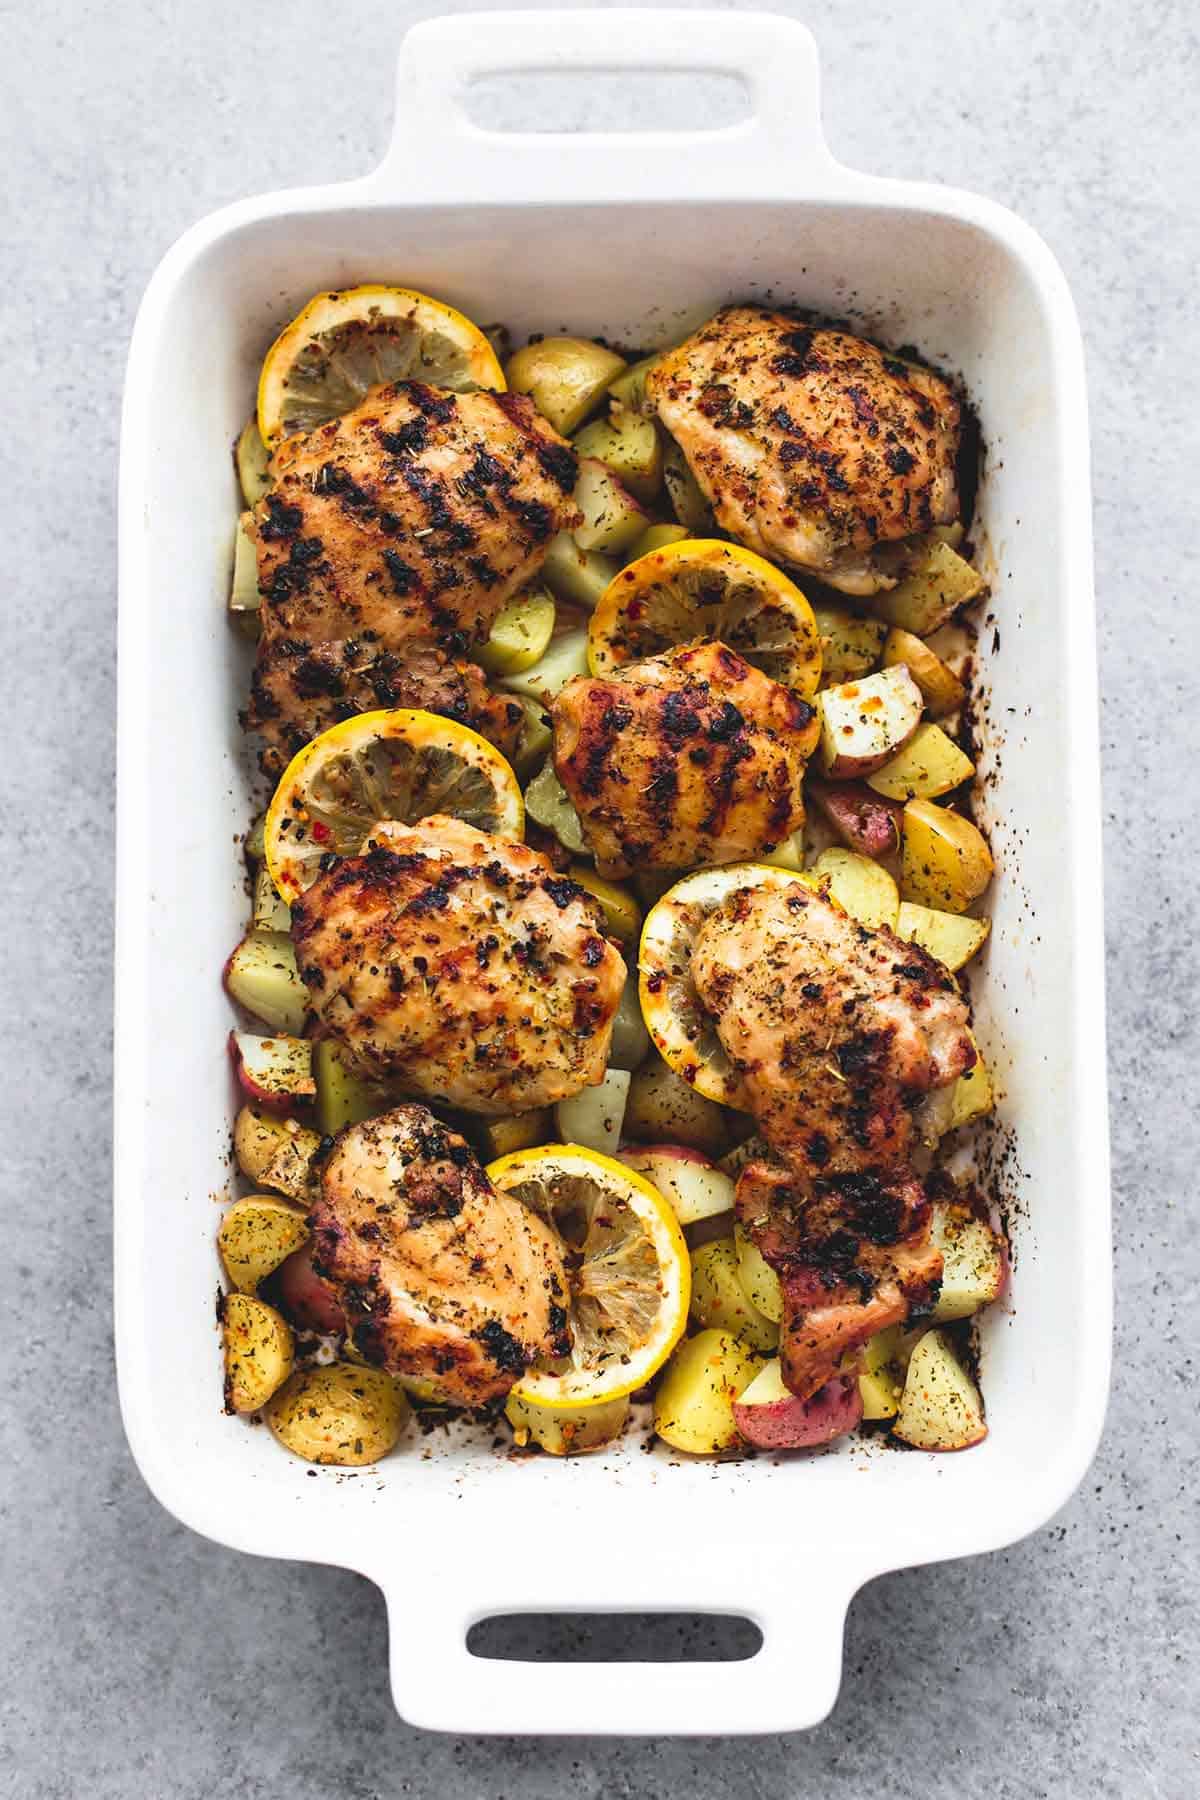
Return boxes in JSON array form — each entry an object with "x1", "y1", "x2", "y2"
[
  {"x1": 310, "y1": 1105, "x2": 571, "y2": 1405},
  {"x1": 291, "y1": 816, "x2": 624, "y2": 1115},
  {"x1": 646, "y1": 306, "x2": 961, "y2": 596},
  {"x1": 552, "y1": 642, "x2": 818, "y2": 877},
  {"x1": 245, "y1": 381, "x2": 578, "y2": 767},
  {"x1": 692, "y1": 882, "x2": 974, "y2": 1401},
  {"x1": 246, "y1": 639, "x2": 523, "y2": 773}
]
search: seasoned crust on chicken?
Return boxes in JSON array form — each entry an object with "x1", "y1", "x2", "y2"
[
  {"x1": 310, "y1": 1106, "x2": 570, "y2": 1406},
  {"x1": 245, "y1": 379, "x2": 578, "y2": 765},
  {"x1": 692, "y1": 882, "x2": 975, "y2": 1176},
  {"x1": 249, "y1": 639, "x2": 524, "y2": 773},
  {"x1": 692, "y1": 880, "x2": 973, "y2": 1399},
  {"x1": 291, "y1": 816, "x2": 625, "y2": 1115},
  {"x1": 552, "y1": 642, "x2": 818, "y2": 877},
  {"x1": 735, "y1": 1159, "x2": 942, "y2": 1401},
  {"x1": 647, "y1": 307, "x2": 961, "y2": 596}
]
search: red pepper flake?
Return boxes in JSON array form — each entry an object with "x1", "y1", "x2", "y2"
[{"x1": 310, "y1": 820, "x2": 332, "y2": 844}]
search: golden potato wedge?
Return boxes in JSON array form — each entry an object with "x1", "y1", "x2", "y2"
[
  {"x1": 312, "y1": 1040, "x2": 387, "y2": 1137},
  {"x1": 653, "y1": 1330, "x2": 762, "y2": 1455},
  {"x1": 817, "y1": 666, "x2": 923, "y2": 778},
  {"x1": 505, "y1": 335, "x2": 626, "y2": 434},
  {"x1": 573, "y1": 411, "x2": 664, "y2": 504},
  {"x1": 930, "y1": 1203, "x2": 1005, "y2": 1321},
  {"x1": 505, "y1": 1393, "x2": 629, "y2": 1456},
  {"x1": 251, "y1": 863, "x2": 291, "y2": 935},
  {"x1": 734, "y1": 1222, "x2": 784, "y2": 1323},
  {"x1": 812, "y1": 847, "x2": 900, "y2": 930},
  {"x1": 267, "y1": 1362, "x2": 411, "y2": 1466},
  {"x1": 477, "y1": 587, "x2": 556, "y2": 677},
  {"x1": 881, "y1": 626, "x2": 966, "y2": 718},
  {"x1": 689, "y1": 1239, "x2": 779, "y2": 1352},
  {"x1": 895, "y1": 901, "x2": 990, "y2": 972},
  {"x1": 756, "y1": 829, "x2": 805, "y2": 870},
  {"x1": 872, "y1": 538, "x2": 986, "y2": 636},
  {"x1": 623, "y1": 522, "x2": 690, "y2": 563},
  {"x1": 814, "y1": 607, "x2": 887, "y2": 685},
  {"x1": 541, "y1": 531, "x2": 619, "y2": 612},
  {"x1": 224, "y1": 931, "x2": 308, "y2": 1034},
  {"x1": 509, "y1": 694, "x2": 554, "y2": 782},
  {"x1": 573, "y1": 457, "x2": 648, "y2": 555},
  {"x1": 900, "y1": 799, "x2": 994, "y2": 913},
  {"x1": 555, "y1": 1068, "x2": 630, "y2": 1154},
  {"x1": 218, "y1": 1196, "x2": 310, "y2": 1294},
  {"x1": 222, "y1": 1293, "x2": 295, "y2": 1414},
  {"x1": 500, "y1": 626, "x2": 590, "y2": 705},
  {"x1": 477, "y1": 1108, "x2": 554, "y2": 1161},
  {"x1": 233, "y1": 1107, "x2": 322, "y2": 1200},
  {"x1": 624, "y1": 1057, "x2": 730, "y2": 1156},
  {"x1": 235, "y1": 417, "x2": 272, "y2": 508},
  {"x1": 229, "y1": 514, "x2": 261, "y2": 638},
  {"x1": 867, "y1": 723, "x2": 975, "y2": 802},
  {"x1": 892, "y1": 1329, "x2": 987, "y2": 1451},
  {"x1": 946, "y1": 1040, "x2": 996, "y2": 1131},
  {"x1": 606, "y1": 351, "x2": 663, "y2": 415},
  {"x1": 858, "y1": 1325, "x2": 907, "y2": 1421}
]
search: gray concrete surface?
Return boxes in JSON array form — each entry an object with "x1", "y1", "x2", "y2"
[{"x1": 2, "y1": 0, "x2": 1196, "y2": 1793}]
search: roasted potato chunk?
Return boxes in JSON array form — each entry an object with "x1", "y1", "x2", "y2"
[
  {"x1": 900, "y1": 799, "x2": 994, "y2": 913},
  {"x1": 232, "y1": 1107, "x2": 322, "y2": 1200},
  {"x1": 267, "y1": 1362, "x2": 411, "y2": 1466},
  {"x1": 222, "y1": 1293, "x2": 295, "y2": 1414},
  {"x1": 505, "y1": 336, "x2": 626, "y2": 435},
  {"x1": 218, "y1": 1196, "x2": 310, "y2": 1293}
]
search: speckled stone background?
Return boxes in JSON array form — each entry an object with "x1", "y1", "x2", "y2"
[{"x1": 3, "y1": 0, "x2": 1196, "y2": 1792}]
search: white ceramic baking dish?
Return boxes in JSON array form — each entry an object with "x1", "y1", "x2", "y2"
[{"x1": 115, "y1": 10, "x2": 1111, "y2": 1736}]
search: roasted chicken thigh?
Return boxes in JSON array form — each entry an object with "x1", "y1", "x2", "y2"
[
  {"x1": 245, "y1": 380, "x2": 578, "y2": 767},
  {"x1": 310, "y1": 1105, "x2": 570, "y2": 1406},
  {"x1": 692, "y1": 879, "x2": 974, "y2": 1399},
  {"x1": 291, "y1": 816, "x2": 625, "y2": 1114},
  {"x1": 552, "y1": 642, "x2": 818, "y2": 876},
  {"x1": 647, "y1": 306, "x2": 961, "y2": 596}
]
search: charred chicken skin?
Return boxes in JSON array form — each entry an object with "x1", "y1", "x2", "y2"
[
  {"x1": 245, "y1": 380, "x2": 579, "y2": 768},
  {"x1": 309, "y1": 1105, "x2": 571, "y2": 1406},
  {"x1": 552, "y1": 642, "x2": 818, "y2": 876},
  {"x1": 691, "y1": 880, "x2": 974, "y2": 1399},
  {"x1": 251, "y1": 640, "x2": 525, "y2": 773},
  {"x1": 291, "y1": 816, "x2": 625, "y2": 1115},
  {"x1": 646, "y1": 306, "x2": 961, "y2": 596}
]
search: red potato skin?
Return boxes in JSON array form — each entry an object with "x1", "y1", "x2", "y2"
[
  {"x1": 619, "y1": 1144, "x2": 715, "y2": 1169},
  {"x1": 919, "y1": 1421, "x2": 989, "y2": 1453},
  {"x1": 808, "y1": 779, "x2": 903, "y2": 858},
  {"x1": 227, "y1": 1031, "x2": 313, "y2": 1110},
  {"x1": 275, "y1": 1243, "x2": 347, "y2": 1335},
  {"x1": 734, "y1": 1372, "x2": 863, "y2": 1450}
]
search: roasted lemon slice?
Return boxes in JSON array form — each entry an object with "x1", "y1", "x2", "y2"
[
  {"x1": 588, "y1": 538, "x2": 822, "y2": 696},
  {"x1": 265, "y1": 709, "x2": 523, "y2": 902},
  {"x1": 488, "y1": 1145, "x2": 690, "y2": 1409},
  {"x1": 639, "y1": 863, "x2": 817, "y2": 1107},
  {"x1": 257, "y1": 285, "x2": 505, "y2": 447}
]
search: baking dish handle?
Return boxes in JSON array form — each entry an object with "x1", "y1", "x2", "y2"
[
  {"x1": 383, "y1": 1560, "x2": 853, "y2": 1734},
  {"x1": 365, "y1": 9, "x2": 842, "y2": 204}
]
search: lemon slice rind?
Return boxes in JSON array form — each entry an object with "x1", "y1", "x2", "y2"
[
  {"x1": 264, "y1": 708, "x2": 523, "y2": 904},
  {"x1": 639, "y1": 863, "x2": 818, "y2": 1107},
  {"x1": 488, "y1": 1144, "x2": 690, "y2": 1410},
  {"x1": 257, "y1": 285, "x2": 505, "y2": 447},
  {"x1": 588, "y1": 537, "x2": 822, "y2": 697}
]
